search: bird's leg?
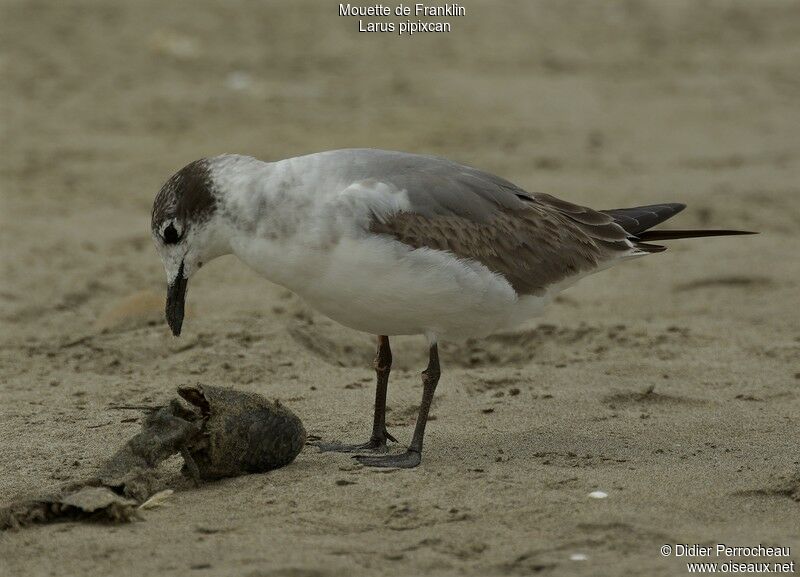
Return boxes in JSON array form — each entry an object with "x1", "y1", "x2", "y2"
[
  {"x1": 356, "y1": 343, "x2": 440, "y2": 468},
  {"x1": 369, "y1": 335, "x2": 397, "y2": 444},
  {"x1": 314, "y1": 335, "x2": 396, "y2": 453}
]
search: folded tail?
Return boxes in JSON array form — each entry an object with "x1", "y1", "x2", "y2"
[{"x1": 602, "y1": 203, "x2": 757, "y2": 249}]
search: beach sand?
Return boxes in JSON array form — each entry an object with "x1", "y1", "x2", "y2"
[{"x1": 1, "y1": 1, "x2": 798, "y2": 575}]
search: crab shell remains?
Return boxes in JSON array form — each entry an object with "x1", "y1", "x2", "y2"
[{"x1": 178, "y1": 384, "x2": 306, "y2": 480}]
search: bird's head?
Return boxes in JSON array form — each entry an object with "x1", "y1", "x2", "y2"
[{"x1": 151, "y1": 158, "x2": 228, "y2": 336}]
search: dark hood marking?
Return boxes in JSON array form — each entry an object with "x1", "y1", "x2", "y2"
[{"x1": 152, "y1": 158, "x2": 216, "y2": 235}]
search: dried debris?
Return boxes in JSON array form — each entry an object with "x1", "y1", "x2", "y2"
[{"x1": 1, "y1": 385, "x2": 305, "y2": 530}]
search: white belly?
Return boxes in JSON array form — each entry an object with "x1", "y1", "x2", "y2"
[{"x1": 290, "y1": 236, "x2": 549, "y2": 340}]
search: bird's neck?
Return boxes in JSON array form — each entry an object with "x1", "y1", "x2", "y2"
[{"x1": 213, "y1": 155, "x2": 334, "y2": 292}]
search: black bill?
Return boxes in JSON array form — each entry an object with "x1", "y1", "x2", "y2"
[{"x1": 166, "y1": 261, "x2": 188, "y2": 336}]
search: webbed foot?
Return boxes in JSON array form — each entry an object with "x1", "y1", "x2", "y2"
[
  {"x1": 313, "y1": 429, "x2": 397, "y2": 454},
  {"x1": 354, "y1": 449, "x2": 421, "y2": 468}
]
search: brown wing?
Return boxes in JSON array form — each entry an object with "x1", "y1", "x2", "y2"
[{"x1": 369, "y1": 193, "x2": 636, "y2": 296}]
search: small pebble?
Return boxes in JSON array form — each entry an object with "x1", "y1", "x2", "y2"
[
  {"x1": 588, "y1": 490, "x2": 608, "y2": 499},
  {"x1": 225, "y1": 71, "x2": 252, "y2": 92},
  {"x1": 570, "y1": 553, "x2": 588, "y2": 561}
]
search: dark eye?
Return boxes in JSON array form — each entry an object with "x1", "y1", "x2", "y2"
[{"x1": 163, "y1": 223, "x2": 181, "y2": 244}]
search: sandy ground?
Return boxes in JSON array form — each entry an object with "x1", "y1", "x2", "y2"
[{"x1": 1, "y1": 1, "x2": 799, "y2": 575}]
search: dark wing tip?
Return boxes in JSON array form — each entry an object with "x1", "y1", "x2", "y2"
[
  {"x1": 637, "y1": 229, "x2": 758, "y2": 241},
  {"x1": 602, "y1": 203, "x2": 687, "y2": 236},
  {"x1": 665, "y1": 202, "x2": 687, "y2": 214}
]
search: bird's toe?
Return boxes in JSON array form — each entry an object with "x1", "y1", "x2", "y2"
[{"x1": 354, "y1": 450, "x2": 421, "y2": 469}]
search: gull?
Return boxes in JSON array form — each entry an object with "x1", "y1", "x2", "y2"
[{"x1": 151, "y1": 149, "x2": 753, "y2": 468}]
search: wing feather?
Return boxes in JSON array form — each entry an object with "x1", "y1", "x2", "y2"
[
  {"x1": 318, "y1": 149, "x2": 635, "y2": 295},
  {"x1": 369, "y1": 191, "x2": 632, "y2": 295}
]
